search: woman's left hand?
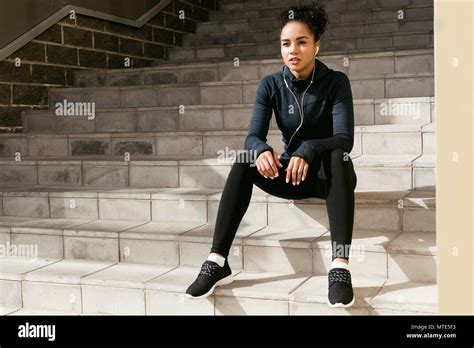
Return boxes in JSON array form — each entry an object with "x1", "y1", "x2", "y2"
[{"x1": 286, "y1": 156, "x2": 309, "y2": 185}]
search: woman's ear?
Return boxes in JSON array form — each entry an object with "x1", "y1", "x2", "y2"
[{"x1": 314, "y1": 40, "x2": 320, "y2": 57}]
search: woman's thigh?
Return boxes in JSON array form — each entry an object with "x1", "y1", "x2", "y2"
[{"x1": 250, "y1": 161, "x2": 327, "y2": 200}]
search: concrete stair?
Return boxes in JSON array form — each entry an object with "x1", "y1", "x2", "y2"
[
  {"x1": 208, "y1": 2, "x2": 432, "y2": 22},
  {"x1": 0, "y1": 0, "x2": 436, "y2": 315},
  {"x1": 0, "y1": 186, "x2": 436, "y2": 315},
  {"x1": 73, "y1": 49, "x2": 434, "y2": 88},
  {"x1": 1, "y1": 257, "x2": 436, "y2": 315},
  {"x1": 167, "y1": 0, "x2": 433, "y2": 60}
]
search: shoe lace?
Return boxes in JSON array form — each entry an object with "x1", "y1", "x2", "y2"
[
  {"x1": 198, "y1": 261, "x2": 220, "y2": 278},
  {"x1": 328, "y1": 268, "x2": 352, "y2": 285}
]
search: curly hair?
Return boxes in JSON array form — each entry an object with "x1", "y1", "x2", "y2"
[{"x1": 276, "y1": 1, "x2": 330, "y2": 42}]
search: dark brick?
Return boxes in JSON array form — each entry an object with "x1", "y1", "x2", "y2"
[
  {"x1": 63, "y1": 26, "x2": 93, "y2": 47},
  {"x1": 59, "y1": 13, "x2": 76, "y2": 25},
  {"x1": 200, "y1": 0, "x2": 218, "y2": 10},
  {"x1": 0, "y1": 106, "x2": 28, "y2": 127},
  {"x1": 12, "y1": 85, "x2": 49, "y2": 106},
  {"x1": 164, "y1": 13, "x2": 185, "y2": 31},
  {"x1": 149, "y1": 12, "x2": 165, "y2": 26},
  {"x1": 144, "y1": 43, "x2": 165, "y2": 59},
  {"x1": 188, "y1": 4, "x2": 209, "y2": 21},
  {"x1": 153, "y1": 28, "x2": 174, "y2": 45},
  {"x1": 120, "y1": 38, "x2": 143, "y2": 56},
  {"x1": 0, "y1": 62, "x2": 31, "y2": 83},
  {"x1": 46, "y1": 45, "x2": 78, "y2": 66},
  {"x1": 66, "y1": 69, "x2": 77, "y2": 87},
  {"x1": 76, "y1": 15, "x2": 106, "y2": 31},
  {"x1": 94, "y1": 32, "x2": 119, "y2": 52},
  {"x1": 132, "y1": 58, "x2": 153, "y2": 68},
  {"x1": 144, "y1": 72, "x2": 178, "y2": 85},
  {"x1": 113, "y1": 141, "x2": 153, "y2": 155},
  {"x1": 0, "y1": 84, "x2": 11, "y2": 105},
  {"x1": 31, "y1": 65, "x2": 66, "y2": 85},
  {"x1": 170, "y1": 1, "x2": 185, "y2": 16},
  {"x1": 163, "y1": 2, "x2": 174, "y2": 13},
  {"x1": 78, "y1": 50, "x2": 107, "y2": 69},
  {"x1": 129, "y1": 26, "x2": 153, "y2": 41},
  {"x1": 105, "y1": 22, "x2": 130, "y2": 36},
  {"x1": 66, "y1": 68, "x2": 88, "y2": 87},
  {"x1": 72, "y1": 140, "x2": 108, "y2": 156},
  {"x1": 8, "y1": 42, "x2": 45, "y2": 62},
  {"x1": 107, "y1": 54, "x2": 130, "y2": 69},
  {"x1": 174, "y1": 32, "x2": 183, "y2": 46},
  {"x1": 165, "y1": 13, "x2": 192, "y2": 32},
  {"x1": 174, "y1": 1, "x2": 208, "y2": 21},
  {"x1": 35, "y1": 25, "x2": 62, "y2": 44}
]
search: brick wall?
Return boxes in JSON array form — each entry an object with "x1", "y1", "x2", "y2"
[{"x1": 0, "y1": 0, "x2": 219, "y2": 132}]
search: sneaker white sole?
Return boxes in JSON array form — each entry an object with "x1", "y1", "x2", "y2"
[
  {"x1": 327, "y1": 294, "x2": 355, "y2": 308},
  {"x1": 185, "y1": 274, "x2": 234, "y2": 300}
]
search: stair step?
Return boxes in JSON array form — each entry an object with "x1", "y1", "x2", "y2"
[
  {"x1": 48, "y1": 73, "x2": 434, "y2": 113},
  {"x1": 218, "y1": 0, "x2": 433, "y2": 14},
  {"x1": 186, "y1": 17, "x2": 433, "y2": 47},
  {"x1": 0, "y1": 152, "x2": 435, "y2": 190},
  {"x1": 74, "y1": 49, "x2": 434, "y2": 88},
  {"x1": 6, "y1": 122, "x2": 435, "y2": 158},
  {"x1": 1, "y1": 257, "x2": 437, "y2": 315},
  {"x1": 20, "y1": 97, "x2": 435, "y2": 134},
  {"x1": 208, "y1": 3, "x2": 432, "y2": 23},
  {"x1": 0, "y1": 187, "x2": 436, "y2": 232},
  {"x1": 168, "y1": 31, "x2": 433, "y2": 62},
  {"x1": 192, "y1": 17, "x2": 432, "y2": 39}
]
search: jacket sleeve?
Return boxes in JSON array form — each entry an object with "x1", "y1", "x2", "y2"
[
  {"x1": 244, "y1": 77, "x2": 274, "y2": 158},
  {"x1": 292, "y1": 72, "x2": 355, "y2": 164}
]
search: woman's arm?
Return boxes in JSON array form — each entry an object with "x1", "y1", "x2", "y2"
[
  {"x1": 244, "y1": 77, "x2": 274, "y2": 158},
  {"x1": 292, "y1": 72, "x2": 355, "y2": 164}
]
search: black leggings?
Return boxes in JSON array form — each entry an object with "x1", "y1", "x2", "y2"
[{"x1": 210, "y1": 148, "x2": 357, "y2": 261}]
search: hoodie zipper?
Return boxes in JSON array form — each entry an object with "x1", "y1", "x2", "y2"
[{"x1": 283, "y1": 65, "x2": 316, "y2": 150}]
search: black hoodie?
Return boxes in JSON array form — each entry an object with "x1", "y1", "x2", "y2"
[{"x1": 244, "y1": 58, "x2": 355, "y2": 168}]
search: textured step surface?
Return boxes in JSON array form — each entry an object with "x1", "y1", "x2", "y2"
[
  {"x1": 0, "y1": 152, "x2": 435, "y2": 191},
  {"x1": 0, "y1": 187, "x2": 436, "y2": 232},
  {"x1": 3, "y1": 123, "x2": 436, "y2": 159},
  {"x1": 1, "y1": 257, "x2": 437, "y2": 315},
  {"x1": 208, "y1": 2, "x2": 433, "y2": 22},
  {"x1": 46, "y1": 73, "x2": 434, "y2": 111},
  {"x1": 74, "y1": 49, "x2": 434, "y2": 88},
  {"x1": 0, "y1": 186, "x2": 436, "y2": 282},
  {"x1": 21, "y1": 96, "x2": 435, "y2": 134}
]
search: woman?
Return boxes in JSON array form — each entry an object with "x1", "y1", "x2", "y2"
[{"x1": 186, "y1": 1, "x2": 357, "y2": 308}]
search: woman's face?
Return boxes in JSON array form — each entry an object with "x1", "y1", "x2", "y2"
[{"x1": 280, "y1": 21, "x2": 320, "y2": 79}]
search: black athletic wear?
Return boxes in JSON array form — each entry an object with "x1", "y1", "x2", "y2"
[
  {"x1": 327, "y1": 268, "x2": 355, "y2": 307},
  {"x1": 210, "y1": 148, "x2": 357, "y2": 261},
  {"x1": 245, "y1": 57, "x2": 354, "y2": 166},
  {"x1": 185, "y1": 259, "x2": 233, "y2": 299}
]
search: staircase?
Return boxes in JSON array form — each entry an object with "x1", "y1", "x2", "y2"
[{"x1": 0, "y1": 0, "x2": 436, "y2": 315}]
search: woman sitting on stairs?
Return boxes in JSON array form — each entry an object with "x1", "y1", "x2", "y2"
[{"x1": 186, "y1": 1, "x2": 358, "y2": 308}]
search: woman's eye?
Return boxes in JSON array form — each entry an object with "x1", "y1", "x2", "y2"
[{"x1": 300, "y1": 41, "x2": 306, "y2": 44}]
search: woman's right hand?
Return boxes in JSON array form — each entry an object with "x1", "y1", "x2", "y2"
[{"x1": 256, "y1": 150, "x2": 283, "y2": 179}]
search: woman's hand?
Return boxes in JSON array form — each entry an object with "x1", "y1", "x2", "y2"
[
  {"x1": 286, "y1": 156, "x2": 309, "y2": 185},
  {"x1": 256, "y1": 151, "x2": 283, "y2": 179}
]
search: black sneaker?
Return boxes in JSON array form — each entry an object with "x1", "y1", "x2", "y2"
[
  {"x1": 327, "y1": 268, "x2": 355, "y2": 308},
  {"x1": 185, "y1": 259, "x2": 233, "y2": 299}
]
